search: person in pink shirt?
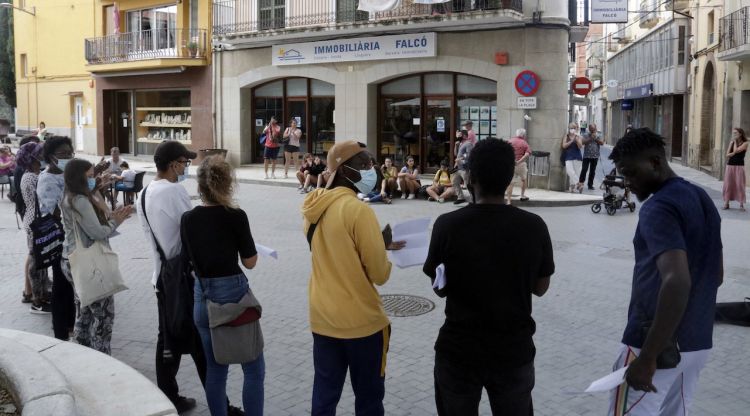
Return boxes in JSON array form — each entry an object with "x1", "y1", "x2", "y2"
[
  {"x1": 506, "y1": 129, "x2": 531, "y2": 204},
  {"x1": 462, "y1": 121, "x2": 477, "y2": 145},
  {"x1": 263, "y1": 117, "x2": 281, "y2": 179}
]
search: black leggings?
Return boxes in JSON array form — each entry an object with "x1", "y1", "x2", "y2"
[{"x1": 51, "y1": 259, "x2": 76, "y2": 340}]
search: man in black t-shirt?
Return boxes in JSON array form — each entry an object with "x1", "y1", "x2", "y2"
[{"x1": 424, "y1": 138, "x2": 555, "y2": 415}]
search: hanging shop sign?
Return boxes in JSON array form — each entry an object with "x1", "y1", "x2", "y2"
[
  {"x1": 272, "y1": 33, "x2": 437, "y2": 66},
  {"x1": 591, "y1": 0, "x2": 628, "y2": 23},
  {"x1": 621, "y1": 100, "x2": 634, "y2": 110},
  {"x1": 625, "y1": 84, "x2": 654, "y2": 99}
]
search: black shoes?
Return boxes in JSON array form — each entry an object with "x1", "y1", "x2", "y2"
[
  {"x1": 171, "y1": 396, "x2": 197, "y2": 414},
  {"x1": 453, "y1": 199, "x2": 467, "y2": 205},
  {"x1": 588, "y1": 186, "x2": 595, "y2": 190},
  {"x1": 228, "y1": 405, "x2": 245, "y2": 416}
]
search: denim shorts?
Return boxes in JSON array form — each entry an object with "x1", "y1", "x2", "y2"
[{"x1": 264, "y1": 146, "x2": 280, "y2": 160}]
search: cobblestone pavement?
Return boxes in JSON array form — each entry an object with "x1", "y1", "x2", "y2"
[{"x1": 0, "y1": 163, "x2": 748, "y2": 415}]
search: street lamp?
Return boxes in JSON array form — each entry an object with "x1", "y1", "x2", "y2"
[{"x1": 0, "y1": 2, "x2": 35, "y2": 16}]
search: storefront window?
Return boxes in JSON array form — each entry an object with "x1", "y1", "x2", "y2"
[
  {"x1": 135, "y1": 89, "x2": 191, "y2": 156},
  {"x1": 379, "y1": 73, "x2": 497, "y2": 172},
  {"x1": 251, "y1": 78, "x2": 334, "y2": 161}
]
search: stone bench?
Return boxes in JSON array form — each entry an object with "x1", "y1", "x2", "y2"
[{"x1": 0, "y1": 329, "x2": 177, "y2": 416}]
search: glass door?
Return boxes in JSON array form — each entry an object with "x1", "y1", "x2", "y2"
[
  {"x1": 423, "y1": 98, "x2": 452, "y2": 173},
  {"x1": 381, "y1": 97, "x2": 420, "y2": 167},
  {"x1": 287, "y1": 99, "x2": 306, "y2": 154}
]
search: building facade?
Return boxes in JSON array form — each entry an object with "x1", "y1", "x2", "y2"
[
  {"x1": 12, "y1": 0, "x2": 213, "y2": 157},
  {"x1": 708, "y1": 0, "x2": 750, "y2": 182},
  {"x1": 213, "y1": 0, "x2": 572, "y2": 189},
  {"x1": 603, "y1": 0, "x2": 690, "y2": 160}
]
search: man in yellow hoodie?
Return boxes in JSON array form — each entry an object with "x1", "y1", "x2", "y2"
[{"x1": 301, "y1": 140, "x2": 405, "y2": 416}]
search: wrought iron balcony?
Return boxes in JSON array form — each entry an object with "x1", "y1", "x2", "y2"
[
  {"x1": 718, "y1": 7, "x2": 750, "y2": 61},
  {"x1": 85, "y1": 28, "x2": 208, "y2": 65},
  {"x1": 213, "y1": 0, "x2": 523, "y2": 37}
]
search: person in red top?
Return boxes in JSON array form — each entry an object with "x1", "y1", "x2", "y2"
[
  {"x1": 462, "y1": 121, "x2": 477, "y2": 145},
  {"x1": 263, "y1": 117, "x2": 281, "y2": 179},
  {"x1": 506, "y1": 129, "x2": 531, "y2": 204}
]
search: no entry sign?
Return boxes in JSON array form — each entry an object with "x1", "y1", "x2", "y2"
[
  {"x1": 572, "y1": 77, "x2": 593, "y2": 96},
  {"x1": 515, "y1": 70, "x2": 540, "y2": 97}
]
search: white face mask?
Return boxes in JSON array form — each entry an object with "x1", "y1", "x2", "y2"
[{"x1": 345, "y1": 165, "x2": 378, "y2": 195}]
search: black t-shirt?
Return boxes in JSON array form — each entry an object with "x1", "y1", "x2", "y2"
[
  {"x1": 423, "y1": 204, "x2": 555, "y2": 369},
  {"x1": 180, "y1": 206, "x2": 257, "y2": 278},
  {"x1": 309, "y1": 163, "x2": 326, "y2": 176}
]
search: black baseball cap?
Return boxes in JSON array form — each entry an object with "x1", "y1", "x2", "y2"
[{"x1": 153, "y1": 140, "x2": 197, "y2": 165}]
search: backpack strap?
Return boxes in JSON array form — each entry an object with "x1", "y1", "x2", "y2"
[{"x1": 306, "y1": 210, "x2": 328, "y2": 251}]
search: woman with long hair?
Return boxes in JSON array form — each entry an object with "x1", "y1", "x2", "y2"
[
  {"x1": 561, "y1": 122, "x2": 584, "y2": 193},
  {"x1": 17, "y1": 142, "x2": 51, "y2": 313},
  {"x1": 380, "y1": 157, "x2": 398, "y2": 200},
  {"x1": 61, "y1": 159, "x2": 133, "y2": 354},
  {"x1": 283, "y1": 118, "x2": 302, "y2": 179},
  {"x1": 398, "y1": 156, "x2": 421, "y2": 199},
  {"x1": 181, "y1": 156, "x2": 264, "y2": 416},
  {"x1": 723, "y1": 127, "x2": 748, "y2": 211}
]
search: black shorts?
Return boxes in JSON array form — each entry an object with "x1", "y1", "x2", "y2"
[
  {"x1": 264, "y1": 146, "x2": 280, "y2": 159},
  {"x1": 285, "y1": 145, "x2": 300, "y2": 153}
]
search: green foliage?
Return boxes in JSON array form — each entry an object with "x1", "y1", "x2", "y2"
[{"x1": 0, "y1": 8, "x2": 16, "y2": 108}]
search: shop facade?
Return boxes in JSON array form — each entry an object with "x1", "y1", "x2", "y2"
[{"x1": 216, "y1": 28, "x2": 570, "y2": 187}]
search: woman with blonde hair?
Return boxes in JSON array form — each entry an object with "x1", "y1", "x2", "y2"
[
  {"x1": 561, "y1": 122, "x2": 584, "y2": 192},
  {"x1": 723, "y1": 127, "x2": 748, "y2": 210},
  {"x1": 180, "y1": 156, "x2": 264, "y2": 416}
]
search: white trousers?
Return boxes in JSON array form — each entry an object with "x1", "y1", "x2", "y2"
[
  {"x1": 608, "y1": 344, "x2": 710, "y2": 416},
  {"x1": 565, "y1": 160, "x2": 582, "y2": 187}
]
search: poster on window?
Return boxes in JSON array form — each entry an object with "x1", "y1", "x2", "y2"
[
  {"x1": 294, "y1": 116, "x2": 302, "y2": 127},
  {"x1": 491, "y1": 120, "x2": 497, "y2": 134},
  {"x1": 479, "y1": 120, "x2": 490, "y2": 135},
  {"x1": 470, "y1": 107, "x2": 480, "y2": 120},
  {"x1": 491, "y1": 106, "x2": 497, "y2": 118},
  {"x1": 460, "y1": 107, "x2": 469, "y2": 120},
  {"x1": 480, "y1": 106, "x2": 490, "y2": 120},
  {"x1": 436, "y1": 118, "x2": 445, "y2": 132}
]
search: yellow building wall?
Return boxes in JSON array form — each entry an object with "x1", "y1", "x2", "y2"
[{"x1": 13, "y1": 0, "x2": 212, "y2": 152}]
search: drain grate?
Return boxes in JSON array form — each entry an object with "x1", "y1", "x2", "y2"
[{"x1": 380, "y1": 294, "x2": 435, "y2": 317}]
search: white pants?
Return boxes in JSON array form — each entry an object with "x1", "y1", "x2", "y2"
[
  {"x1": 608, "y1": 344, "x2": 710, "y2": 416},
  {"x1": 565, "y1": 160, "x2": 582, "y2": 187}
]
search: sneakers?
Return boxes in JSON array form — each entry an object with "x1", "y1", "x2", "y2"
[
  {"x1": 453, "y1": 199, "x2": 467, "y2": 205},
  {"x1": 271, "y1": 174, "x2": 277, "y2": 179},
  {"x1": 401, "y1": 194, "x2": 407, "y2": 200},
  {"x1": 30, "y1": 303, "x2": 51, "y2": 314},
  {"x1": 170, "y1": 396, "x2": 197, "y2": 414},
  {"x1": 264, "y1": 175, "x2": 269, "y2": 179},
  {"x1": 588, "y1": 186, "x2": 595, "y2": 190},
  {"x1": 438, "y1": 198, "x2": 445, "y2": 203},
  {"x1": 284, "y1": 174, "x2": 289, "y2": 179},
  {"x1": 407, "y1": 194, "x2": 416, "y2": 200}
]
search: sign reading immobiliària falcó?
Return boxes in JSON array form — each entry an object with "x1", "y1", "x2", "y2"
[{"x1": 272, "y1": 33, "x2": 437, "y2": 66}]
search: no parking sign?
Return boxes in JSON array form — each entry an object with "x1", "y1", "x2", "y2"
[{"x1": 515, "y1": 70, "x2": 540, "y2": 97}]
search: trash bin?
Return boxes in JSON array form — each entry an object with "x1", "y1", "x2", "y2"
[
  {"x1": 199, "y1": 148, "x2": 228, "y2": 160},
  {"x1": 528, "y1": 150, "x2": 551, "y2": 190}
]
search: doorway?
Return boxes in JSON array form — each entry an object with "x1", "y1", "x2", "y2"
[
  {"x1": 115, "y1": 91, "x2": 133, "y2": 154},
  {"x1": 699, "y1": 63, "x2": 715, "y2": 169},
  {"x1": 424, "y1": 98, "x2": 452, "y2": 171},
  {"x1": 74, "y1": 97, "x2": 84, "y2": 151}
]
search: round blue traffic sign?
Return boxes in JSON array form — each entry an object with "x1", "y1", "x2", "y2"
[{"x1": 515, "y1": 70, "x2": 540, "y2": 97}]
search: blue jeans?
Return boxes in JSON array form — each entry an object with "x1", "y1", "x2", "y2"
[{"x1": 194, "y1": 274, "x2": 265, "y2": 416}]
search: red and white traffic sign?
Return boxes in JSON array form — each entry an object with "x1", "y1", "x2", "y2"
[{"x1": 572, "y1": 77, "x2": 593, "y2": 96}]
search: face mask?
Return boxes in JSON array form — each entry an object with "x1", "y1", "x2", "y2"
[
  {"x1": 569, "y1": 129, "x2": 577, "y2": 135},
  {"x1": 56, "y1": 158, "x2": 71, "y2": 171},
  {"x1": 178, "y1": 166, "x2": 189, "y2": 183},
  {"x1": 40, "y1": 161, "x2": 48, "y2": 169},
  {"x1": 87, "y1": 177, "x2": 97, "y2": 191},
  {"x1": 345, "y1": 166, "x2": 377, "y2": 195}
]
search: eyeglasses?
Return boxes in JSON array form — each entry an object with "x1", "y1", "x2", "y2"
[
  {"x1": 176, "y1": 159, "x2": 192, "y2": 167},
  {"x1": 54, "y1": 151, "x2": 75, "y2": 159}
]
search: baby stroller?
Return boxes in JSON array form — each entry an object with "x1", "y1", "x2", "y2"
[{"x1": 591, "y1": 146, "x2": 635, "y2": 215}]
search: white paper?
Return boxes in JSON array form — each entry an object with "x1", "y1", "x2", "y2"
[
  {"x1": 255, "y1": 244, "x2": 278, "y2": 260},
  {"x1": 433, "y1": 263, "x2": 446, "y2": 290},
  {"x1": 389, "y1": 217, "x2": 430, "y2": 268},
  {"x1": 567, "y1": 367, "x2": 626, "y2": 394}
]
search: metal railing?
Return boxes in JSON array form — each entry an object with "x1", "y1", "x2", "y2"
[
  {"x1": 720, "y1": 7, "x2": 749, "y2": 52},
  {"x1": 85, "y1": 28, "x2": 208, "y2": 64},
  {"x1": 213, "y1": 0, "x2": 523, "y2": 36}
]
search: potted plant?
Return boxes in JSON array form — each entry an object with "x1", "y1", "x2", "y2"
[{"x1": 186, "y1": 42, "x2": 199, "y2": 58}]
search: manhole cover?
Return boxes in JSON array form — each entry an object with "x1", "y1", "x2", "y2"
[{"x1": 380, "y1": 294, "x2": 435, "y2": 317}]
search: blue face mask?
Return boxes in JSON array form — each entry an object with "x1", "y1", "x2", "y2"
[
  {"x1": 345, "y1": 165, "x2": 377, "y2": 195},
  {"x1": 56, "y1": 158, "x2": 72, "y2": 171},
  {"x1": 178, "y1": 166, "x2": 189, "y2": 183},
  {"x1": 87, "y1": 177, "x2": 97, "y2": 191}
]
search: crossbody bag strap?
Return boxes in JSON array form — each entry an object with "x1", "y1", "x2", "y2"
[
  {"x1": 140, "y1": 185, "x2": 168, "y2": 263},
  {"x1": 306, "y1": 210, "x2": 328, "y2": 252}
]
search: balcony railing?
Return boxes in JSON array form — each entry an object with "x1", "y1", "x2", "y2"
[
  {"x1": 213, "y1": 0, "x2": 523, "y2": 36},
  {"x1": 720, "y1": 7, "x2": 749, "y2": 52},
  {"x1": 85, "y1": 28, "x2": 208, "y2": 65}
]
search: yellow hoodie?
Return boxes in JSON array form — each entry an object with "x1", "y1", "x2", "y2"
[{"x1": 301, "y1": 187, "x2": 392, "y2": 339}]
